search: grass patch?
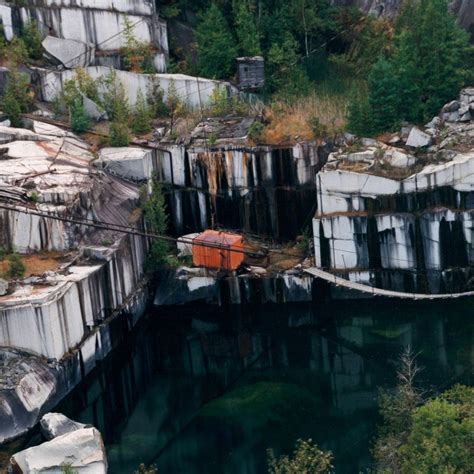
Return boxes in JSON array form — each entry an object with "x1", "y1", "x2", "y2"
[{"x1": 0, "y1": 251, "x2": 66, "y2": 280}]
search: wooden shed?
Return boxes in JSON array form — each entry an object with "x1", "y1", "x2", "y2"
[
  {"x1": 237, "y1": 56, "x2": 265, "y2": 90},
  {"x1": 192, "y1": 230, "x2": 244, "y2": 271}
]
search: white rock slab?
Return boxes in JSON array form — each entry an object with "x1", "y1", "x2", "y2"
[
  {"x1": 10, "y1": 427, "x2": 107, "y2": 473},
  {"x1": 42, "y1": 36, "x2": 95, "y2": 69},
  {"x1": 406, "y1": 127, "x2": 432, "y2": 148},
  {"x1": 40, "y1": 413, "x2": 88, "y2": 440}
]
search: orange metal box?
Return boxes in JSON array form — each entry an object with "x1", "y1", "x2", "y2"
[{"x1": 192, "y1": 230, "x2": 244, "y2": 270}]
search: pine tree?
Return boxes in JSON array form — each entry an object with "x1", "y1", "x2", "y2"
[
  {"x1": 346, "y1": 89, "x2": 374, "y2": 137},
  {"x1": 141, "y1": 176, "x2": 170, "y2": 268},
  {"x1": 20, "y1": 20, "x2": 43, "y2": 61},
  {"x1": 1, "y1": 71, "x2": 32, "y2": 127},
  {"x1": 196, "y1": 3, "x2": 238, "y2": 79},
  {"x1": 132, "y1": 89, "x2": 152, "y2": 135},
  {"x1": 70, "y1": 97, "x2": 90, "y2": 134},
  {"x1": 391, "y1": 0, "x2": 470, "y2": 122},
  {"x1": 233, "y1": 0, "x2": 261, "y2": 56},
  {"x1": 368, "y1": 58, "x2": 400, "y2": 133}
]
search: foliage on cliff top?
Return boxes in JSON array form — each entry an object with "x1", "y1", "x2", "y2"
[
  {"x1": 261, "y1": 92, "x2": 347, "y2": 144},
  {"x1": 347, "y1": 0, "x2": 472, "y2": 135}
]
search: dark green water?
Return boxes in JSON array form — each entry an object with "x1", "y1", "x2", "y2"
[{"x1": 57, "y1": 298, "x2": 474, "y2": 473}]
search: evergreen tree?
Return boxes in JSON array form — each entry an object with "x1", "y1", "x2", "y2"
[
  {"x1": 233, "y1": 0, "x2": 260, "y2": 56},
  {"x1": 196, "y1": 3, "x2": 238, "y2": 79},
  {"x1": 141, "y1": 176, "x2": 170, "y2": 268},
  {"x1": 109, "y1": 121, "x2": 130, "y2": 146},
  {"x1": 70, "y1": 97, "x2": 90, "y2": 134},
  {"x1": 368, "y1": 57, "x2": 400, "y2": 133},
  {"x1": 132, "y1": 89, "x2": 152, "y2": 134},
  {"x1": 1, "y1": 71, "x2": 32, "y2": 127},
  {"x1": 346, "y1": 89, "x2": 374, "y2": 136},
  {"x1": 20, "y1": 20, "x2": 43, "y2": 61}
]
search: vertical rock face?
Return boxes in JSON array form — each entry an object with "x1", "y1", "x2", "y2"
[
  {"x1": 313, "y1": 157, "x2": 474, "y2": 292},
  {"x1": 34, "y1": 66, "x2": 237, "y2": 108},
  {"x1": 312, "y1": 89, "x2": 474, "y2": 294},
  {"x1": 0, "y1": 0, "x2": 168, "y2": 71},
  {"x1": 158, "y1": 140, "x2": 330, "y2": 240},
  {"x1": 0, "y1": 350, "x2": 57, "y2": 445},
  {"x1": 330, "y1": 0, "x2": 474, "y2": 34}
]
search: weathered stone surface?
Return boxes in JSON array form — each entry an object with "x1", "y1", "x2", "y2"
[
  {"x1": 0, "y1": 349, "x2": 57, "y2": 444},
  {"x1": 10, "y1": 427, "x2": 107, "y2": 473},
  {"x1": 177, "y1": 233, "x2": 200, "y2": 257},
  {"x1": 35, "y1": 66, "x2": 238, "y2": 109},
  {"x1": 40, "y1": 412, "x2": 88, "y2": 440},
  {"x1": 96, "y1": 146, "x2": 154, "y2": 181},
  {"x1": 42, "y1": 35, "x2": 95, "y2": 69},
  {"x1": 82, "y1": 94, "x2": 107, "y2": 121},
  {"x1": 406, "y1": 127, "x2": 432, "y2": 148},
  {"x1": 0, "y1": 278, "x2": 8, "y2": 295},
  {"x1": 383, "y1": 149, "x2": 416, "y2": 168}
]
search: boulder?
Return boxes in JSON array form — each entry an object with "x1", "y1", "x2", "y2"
[
  {"x1": 0, "y1": 350, "x2": 57, "y2": 444},
  {"x1": 40, "y1": 413, "x2": 88, "y2": 440},
  {"x1": 10, "y1": 427, "x2": 107, "y2": 473},
  {"x1": 442, "y1": 100, "x2": 461, "y2": 112},
  {"x1": 383, "y1": 149, "x2": 416, "y2": 168},
  {"x1": 460, "y1": 87, "x2": 474, "y2": 105},
  {"x1": 346, "y1": 149, "x2": 376, "y2": 163},
  {"x1": 0, "y1": 278, "x2": 8, "y2": 295},
  {"x1": 42, "y1": 36, "x2": 95, "y2": 69},
  {"x1": 425, "y1": 116, "x2": 441, "y2": 129},
  {"x1": 96, "y1": 147, "x2": 154, "y2": 182},
  {"x1": 177, "y1": 233, "x2": 200, "y2": 257},
  {"x1": 82, "y1": 94, "x2": 107, "y2": 121},
  {"x1": 406, "y1": 127, "x2": 432, "y2": 148}
]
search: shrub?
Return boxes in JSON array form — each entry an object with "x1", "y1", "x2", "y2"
[
  {"x1": 99, "y1": 70, "x2": 130, "y2": 121},
  {"x1": 267, "y1": 439, "x2": 333, "y2": 474},
  {"x1": 0, "y1": 246, "x2": 5, "y2": 261},
  {"x1": 7, "y1": 253, "x2": 25, "y2": 279},
  {"x1": 109, "y1": 121, "x2": 130, "y2": 147},
  {"x1": 122, "y1": 16, "x2": 155, "y2": 73},
  {"x1": 70, "y1": 98, "x2": 91, "y2": 134},
  {"x1": 141, "y1": 176, "x2": 170, "y2": 269},
  {"x1": 20, "y1": 19, "x2": 43, "y2": 60},
  {"x1": 247, "y1": 121, "x2": 264, "y2": 144},
  {"x1": 308, "y1": 115, "x2": 328, "y2": 139},
  {"x1": 132, "y1": 89, "x2": 152, "y2": 135},
  {"x1": 1, "y1": 71, "x2": 33, "y2": 127},
  {"x1": 146, "y1": 76, "x2": 168, "y2": 118}
]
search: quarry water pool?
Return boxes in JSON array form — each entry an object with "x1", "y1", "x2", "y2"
[{"x1": 55, "y1": 298, "x2": 474, "y2": 473}]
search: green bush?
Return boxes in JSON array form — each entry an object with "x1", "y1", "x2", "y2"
[
  {"x1": 1, "y1": 71, "x2": 33, "y2": 127},
  {"x1": 122, "y1": 16, "x2": 155, "y2": 73},
  {"x1": 267, "y1": 439, "x2": 333, "y2": 474},
  {"x1": 196, "y1": 3, "x2": 237, "y2": 79},
  {"x1": 70, "y1": 98, "x2": 91, "y2": 134},
  {"x1": 247, "y1": 121, "x2": 264, "y2": 144},
  {"x1": 141, "y1": 176, "x2": 170, "y2": 269},
  {"x1": 146, "y1": 76, "x2": 168, "y2": 118},
  {"x1": 20, "y1": 19, "x2": 43, "y2": 60},
  {"x1": 109, "y1": 121, "x2": 130, "y2": 147},
  {"x1": 7, "y1": 253, "x2": 25, "y2": 279},
  {"x1": 131, "y1": 89, "x2": 152, "y2": 135}
]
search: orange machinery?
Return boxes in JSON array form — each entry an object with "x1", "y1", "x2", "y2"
[{"x1": 192, "y1": 230, "x2": 244, "y2": 270}]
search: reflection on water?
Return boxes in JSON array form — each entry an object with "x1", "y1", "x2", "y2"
[{"x1": 57, "y1": 299, "x2": 474, "y2": 473}]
